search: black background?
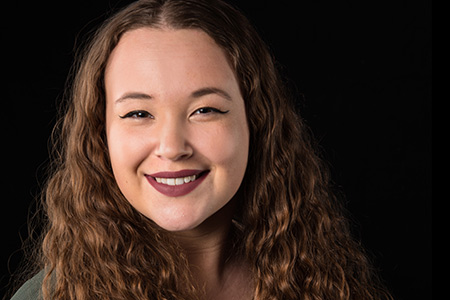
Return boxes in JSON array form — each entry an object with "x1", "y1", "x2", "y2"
[{"x1": 1, "y1": 0, "x2": 432, "y2": 299}]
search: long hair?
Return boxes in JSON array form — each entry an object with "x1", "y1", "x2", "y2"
[{"x1": 29, "y1": 0, "x2": 392, "y2": 299}]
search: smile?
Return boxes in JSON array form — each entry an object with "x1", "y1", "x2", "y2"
[
  {"x1": 145, "y1": 170, "x2": 209, "y2": 197},
  {"x1": 155, "y1": 175, "x2": 197, "y2": 186}
]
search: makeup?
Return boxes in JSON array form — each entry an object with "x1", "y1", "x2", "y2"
[{"x1": 146, "y1": 169, "x2": 209, "y2": 197}]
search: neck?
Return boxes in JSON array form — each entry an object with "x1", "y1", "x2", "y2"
[{"x1": 171, "y1": 199, "x2": 238, "y2": 296}]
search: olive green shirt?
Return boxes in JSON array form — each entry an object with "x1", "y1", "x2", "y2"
[{"x1": 10, "y1": 271, "x2": 44, "y2": 300}]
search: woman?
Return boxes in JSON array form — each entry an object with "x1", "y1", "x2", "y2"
[{"x1": 11, "y1": 0, "x2": 392, "y2": 299}]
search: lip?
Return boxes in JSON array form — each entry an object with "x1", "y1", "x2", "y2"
[
  {"x1": 145, "y1": 169, "x2": 209, "y2": 197},
  {"x1": 148, "y1": 169, "x2": 205, "y2": 179}
]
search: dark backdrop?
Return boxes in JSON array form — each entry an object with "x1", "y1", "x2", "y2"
[{"x1": 1, "y1": 1, "x2": 432, "y2": 299}]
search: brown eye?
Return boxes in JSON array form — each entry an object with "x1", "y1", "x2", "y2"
[
  {"x1": 120, "y1": 110, "x2": 154, "y2": 119},
  {"x1": 193, "y1": 107, "x2": 229, "y2": 115}
]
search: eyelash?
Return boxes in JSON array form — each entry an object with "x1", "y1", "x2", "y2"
[
  {"x1": 193, "y1": 107, "x2": 229, "y2": 115},
  {"x1": 119, "y1": 110, "x2": 153, "y2": 119},
  {"x1": 119, "y1": 107, "x2": 229, "y2": 119}
]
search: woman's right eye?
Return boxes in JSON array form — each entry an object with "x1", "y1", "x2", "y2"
[{"x1": 119, "y1": 110, "x2": 154, "y2": 119}]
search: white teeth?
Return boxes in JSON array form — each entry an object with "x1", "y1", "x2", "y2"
[{"x1": 155, "y1": 175, "x2": 197, "y2": 186}]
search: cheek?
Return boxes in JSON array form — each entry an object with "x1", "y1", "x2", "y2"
[
  {"x1": 197, "y1": 120, "x2": 249, "y2": 184},
  {"x1": 107, "y1": 124, "x2": 150, "y2": 186}
]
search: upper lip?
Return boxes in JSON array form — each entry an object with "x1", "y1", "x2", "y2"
[{"x1": 147, "y1": 169, "x2": 206, "y2": 178}]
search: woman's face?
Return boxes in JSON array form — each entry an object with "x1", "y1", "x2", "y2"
[{"x1": 105, "y1": 28, "x2": 249, "y2": 232}]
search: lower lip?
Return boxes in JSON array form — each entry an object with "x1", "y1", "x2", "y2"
[{"x1": 145, "y1": 171, "x2": 209, "y2": 197}]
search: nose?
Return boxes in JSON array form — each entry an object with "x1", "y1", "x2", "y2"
[{"x1": 153, "y1": 117, "x2": 193, "y2": 161}]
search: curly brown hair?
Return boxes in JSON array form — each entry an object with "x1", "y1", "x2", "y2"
[{"x1": 22, "y1": 0, "x2": 393, "y2": 299}]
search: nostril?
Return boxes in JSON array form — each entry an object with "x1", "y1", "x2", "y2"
[
  {"x1": 153, "y1": 121, "x2": 194, "y2": 161},
  {"x1": 154, "y1": 145, "x2": 194, "y2": 161}
]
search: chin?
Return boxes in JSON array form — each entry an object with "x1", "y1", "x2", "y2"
[
  {"x1": 150, "y1": 212, "x2": 207, "y2": 232},
  {"x1": 157, "y1": 221, "x2": 205, "y2": 233}
]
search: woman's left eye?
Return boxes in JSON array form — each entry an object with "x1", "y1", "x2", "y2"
[{"x1": 193, "y1": 107, "x2": 229, "y2": 115}]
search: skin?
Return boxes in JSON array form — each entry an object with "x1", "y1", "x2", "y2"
[{"x1": 105, "y1": 28, "x2": 252, "y2": 299}]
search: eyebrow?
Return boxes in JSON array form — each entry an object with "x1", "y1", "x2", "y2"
[
  {"x1": 114, "y1": 87, "x2": 232, "y2": 104},
  {"x1": 115, "y1": 92, "x2": 153, "y2": 104},
  {"x1": 191, "y1": 87, "x2": 232, "y2": 101}
]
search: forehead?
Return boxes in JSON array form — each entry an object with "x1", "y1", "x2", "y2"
[{"x1": 104, "y1": 28, "x2": 238, "y2": 99}]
